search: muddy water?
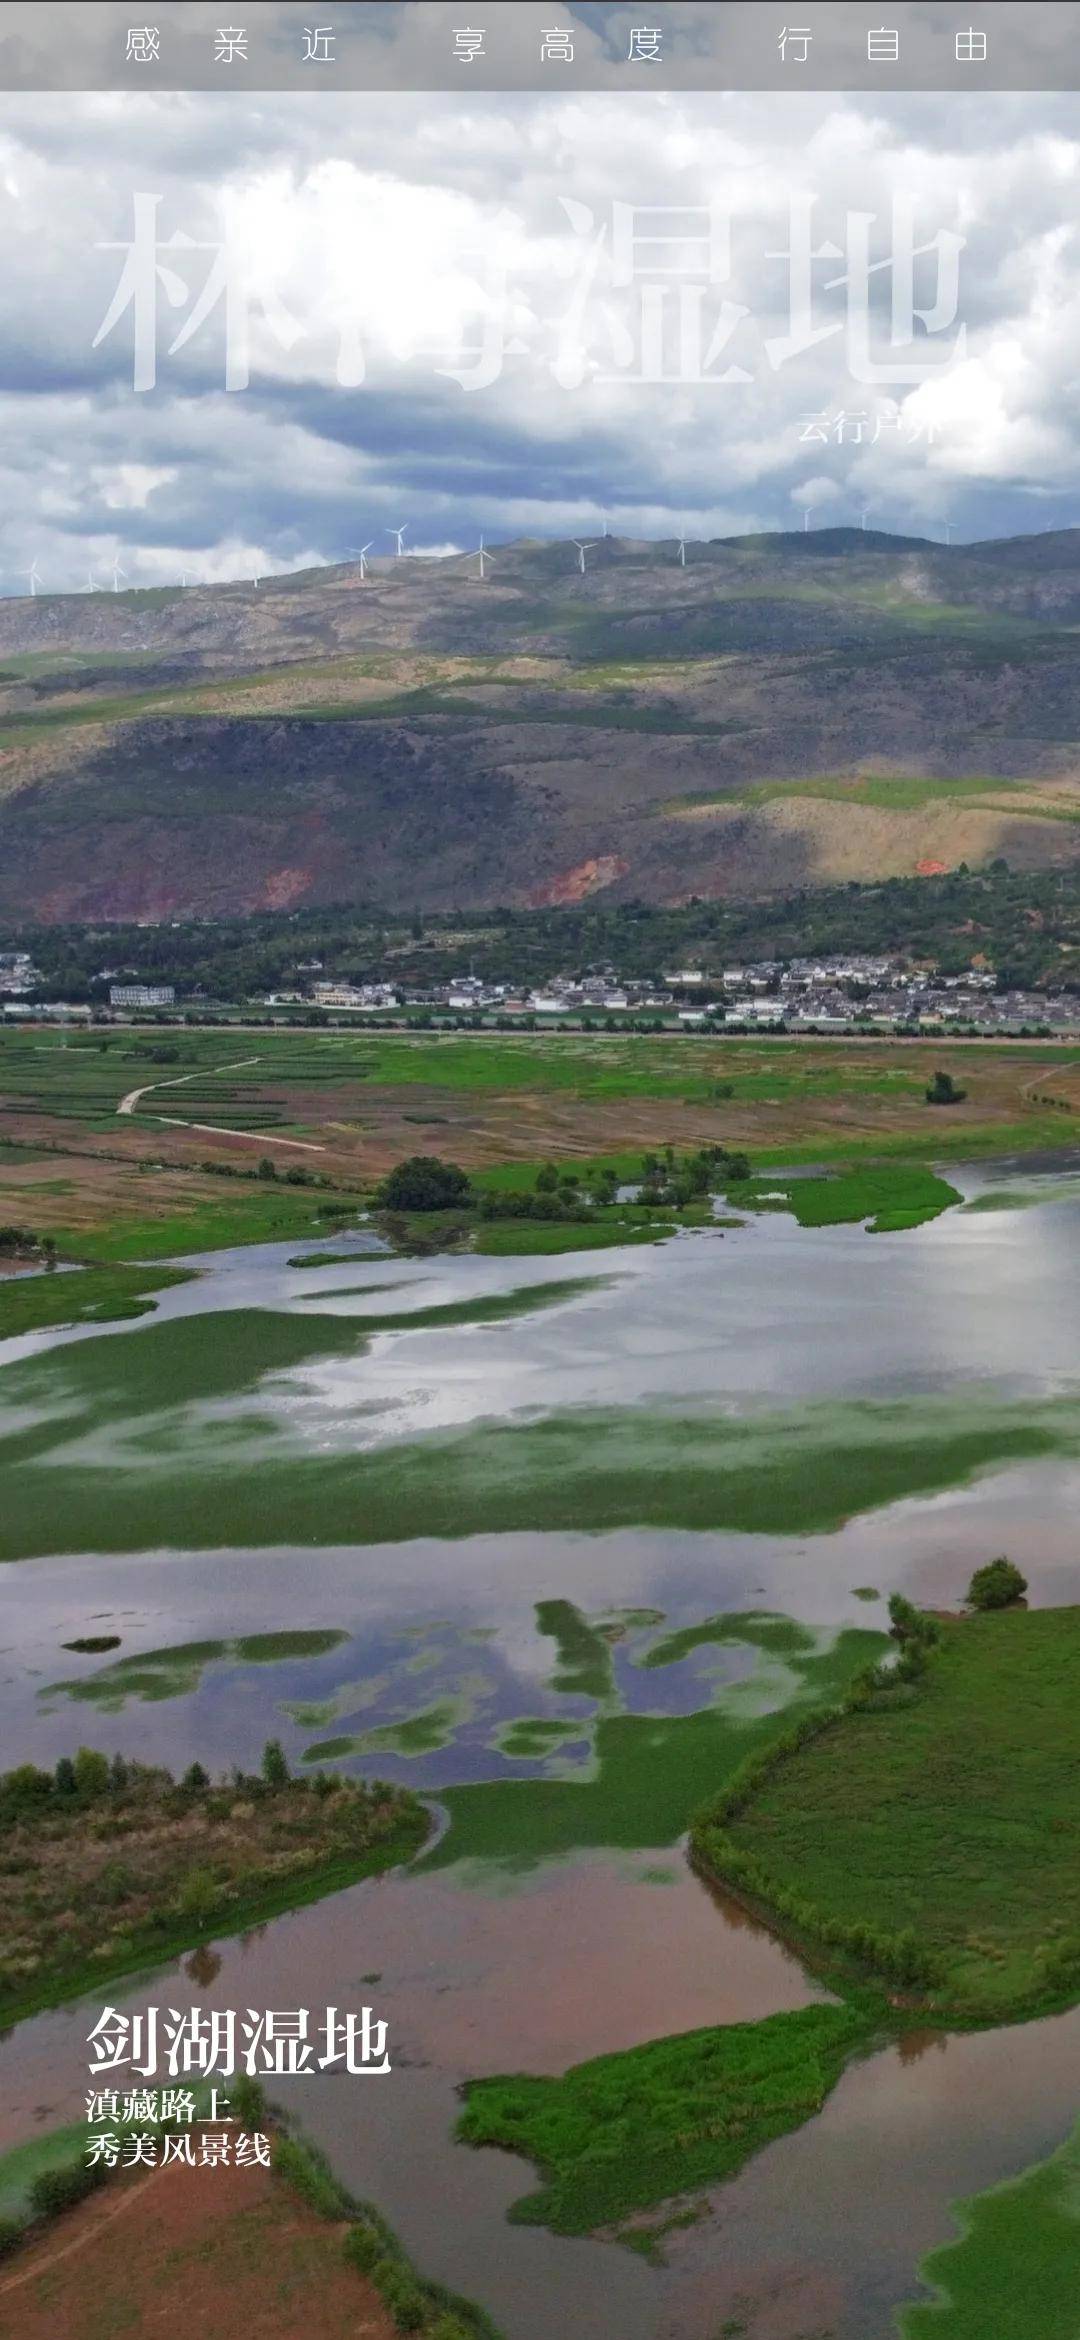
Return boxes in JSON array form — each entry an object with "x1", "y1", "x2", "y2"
[
  {"x1": 655, "y1": 2006, "x2": 1080, "y2": 2338},
  {"x1": 0, "y1": 1856, "x2": 822, "y2": 2339},
  {"x1": 5, "y1": 1172, "x2": 1080, "y2": 2334},
  {"x1": 3, "y1": 1854, "x2": 1080, "y2": 2339}
]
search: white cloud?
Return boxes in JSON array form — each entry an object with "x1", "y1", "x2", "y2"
[{"x1": 1, "y1": 85, "x2": 1080, "y2": 587}]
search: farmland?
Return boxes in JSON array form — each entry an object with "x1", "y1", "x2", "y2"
[{"x1": 1, "y1": 1025, "x2": 1078, "y2": 1262}]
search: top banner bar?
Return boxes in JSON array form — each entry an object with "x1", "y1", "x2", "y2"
[{"x1": 1, "y1": 1, "x2": 1079, "y2": 93}]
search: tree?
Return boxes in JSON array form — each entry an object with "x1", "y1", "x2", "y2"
[
  {"x1": 967, "y1": 1556, "x2": 1027, "y2": 1611},
  {"x1": 261, "y1": 1738, "x2": 290, "y2": 1789},
  {"x1": 535, "y1": 1163, "x2": 559, "y2": 1193},
  {"x1": 4, "y1": 1763, "x2": 53, "y2": 1808},
  {"x1": 182, "y1": 1761, "x2": 209, "y2": 1792},
  {"x1": 54, "y1": 1755, "x2": 77, "y2": 1796},
  {"x1": 376, "y1": 1156, "x2": 471, "y2": 1212},
  {"x1": 256, "y1": 1155, "x2": 279, "y2": 1180},
  {"x1": 926, "y1": 1069, "x2": 966, "y2": 1106},
  {"x1": 73, "y1": 1746, "x2": 110, "y2": 1798}
]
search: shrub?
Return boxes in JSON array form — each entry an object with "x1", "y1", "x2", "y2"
[
  {"x1": 29, "y1": 2159, "x2": 103, "y2": 2218},
  {"x1": 4, "y1": 1763, "x2": 54, "y2": 1808},
  {"x1": 967, "y1": 1557, "x2": 1028, "y2": 1611},
  {"x1": 230, "y1": 2073, "x2": 266, "y2": 2128},
  {"x1": 926, "y1": 1068, "x2": 966, "y2": 1106},
  {"x1": 887, "y1": 1594, "x2": 940, "y2": 1649},
  {"x1": 0, "y1": 2215, "x2": 24, "y2": 2259},
  {"x1": 342, "y1": 2221, "x2": 382, "y2": 2273},
  {"x1": 271, "y1": 2134, "x2": 344, "y2": 2220},
  {"x1": 172, "y1": 1865, "x2": 218, "y2": 1923},
  {"x1": 72, "y1": 1747, "x2": 110, "y2": 1799},
  {"x1": 181, "y1": 1761, "x2": 209, "y2": 1792},
  {"x1": 372, "y1": 2260, "x2": 428, "y2": 2331},
  {"x1": 95, "y1": 1859, "x2": 137, "y2": 1908}
]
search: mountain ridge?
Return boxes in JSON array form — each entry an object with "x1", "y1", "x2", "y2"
[{"x1": 4, "y1": 528, "x2": 1080, "y2": 922}]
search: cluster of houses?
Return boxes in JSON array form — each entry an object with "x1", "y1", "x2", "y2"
[
  {"x1": 259, "y1": 956, "x2": 1080, "y2": 1036},
  {"x1": 0, "y1": 951, "x2": 41, "y2": 998},
  {"x1": 2, "y1": 949, "x2": 1079, "y2": 1036}
]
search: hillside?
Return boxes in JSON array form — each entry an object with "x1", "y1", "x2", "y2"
[{"x1": 5, "y1": 527, "x2": 1080, "y2": 921}]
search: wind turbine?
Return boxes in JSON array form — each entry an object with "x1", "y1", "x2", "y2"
[
  {"x1": 676, "y1": 531, "x2": 687, "y2": 566},
  {"x1": 860, "y1": 505, "x2": 870, "y2": 533},
  {"x1": 346, "y1": 542, "x2": 375, "y2": 581},
  {"x1": 111, "y1": 559, "x2": 127, "y2": 594},
  {"x1": 84, "y1": 570, "x2": 100, "y2": 592},
  {"x1": 572, "y1": 540, "x2": 595, "y2": 574},
  {"x1": 388, "y1": 525, "x2": 409, "y2": 557},
  {"x1": 470, "y1": 535, "x2": 493, "y2": 580},
  {"x1": 803, "y1": 510, "x2": 810, "y2": 533},
  {"x1": 943, "y1": 518, "x2": 953, "y2": 547},
  {"x1": 25, "y1": 561, "x2": 41, "y2": 598}
]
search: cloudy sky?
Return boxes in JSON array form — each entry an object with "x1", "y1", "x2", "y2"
[{"x1": 2, "y1": 20, "x2": 1080, "y2": 590}]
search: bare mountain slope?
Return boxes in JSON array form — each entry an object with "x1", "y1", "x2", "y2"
[{"x1": 4, "y1": 528, "x2": 1080, "y2": 920}]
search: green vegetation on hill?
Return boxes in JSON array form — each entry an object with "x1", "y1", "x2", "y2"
[
  {"x1": 700, "y1": 1606, "x2": 1080, "y2": 2019},
  {"x1": 15, "y1": 849, "x2": 1080, "y2": 999}
]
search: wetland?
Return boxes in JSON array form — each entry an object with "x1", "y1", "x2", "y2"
[{"x1": 4, "y1": 1136, "x2": 1080, "y2": 2336}]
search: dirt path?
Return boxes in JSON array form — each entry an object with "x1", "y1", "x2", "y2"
[
  {"x1": 116, "y1": 1056, "x2": 326, "y2": 1153},
  {"x1": 117, "y1": 1056, "x2": 260, "y2": 1116},
  {"x1": 1018, "y1": 1055, "x2": 1080, "y2": 1105},
  {"x1": 0, "y1": 2164, "x2": 163, "y2": 2301}
]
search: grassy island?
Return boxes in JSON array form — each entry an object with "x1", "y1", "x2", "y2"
[
  {"x1": 694, "y1": 1605, "x2": 1080, "y2": 2022},
  {"x1": 0, "y1": 1741, "x2": 428, "y2": 2023},
  {"x1": 458, "y1": 2001, "x2": 871, "y2": 2239}
]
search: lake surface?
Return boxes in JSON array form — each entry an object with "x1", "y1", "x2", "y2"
[{"x1": 3, "y1": 1172, "x2": 1080, "y2": 2336}]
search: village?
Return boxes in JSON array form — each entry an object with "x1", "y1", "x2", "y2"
[{"x1": 2, "y1": 944, "x2": 1080, "y2": 1036}]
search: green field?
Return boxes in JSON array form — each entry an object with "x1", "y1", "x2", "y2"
[
  {"x1": 0, "y1": 1024, "x2": 1056, "y2": 1122},
  {"x1": 712, "y1": 1608, "x2": 1080, "y2": 2019}
]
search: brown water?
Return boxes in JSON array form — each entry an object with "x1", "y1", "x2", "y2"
[{"x1": 0, "y1": 1852, "x2": 821, "y2": 2339}]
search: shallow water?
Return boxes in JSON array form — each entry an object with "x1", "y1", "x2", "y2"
[{"x1": 3, "y1": 1169, "x2": 1080, "y2": 2336}]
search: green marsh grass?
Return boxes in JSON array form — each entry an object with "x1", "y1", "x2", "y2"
[{"x1": 718, "y1": 1608, "x2": 1080, "y2": 2019}]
